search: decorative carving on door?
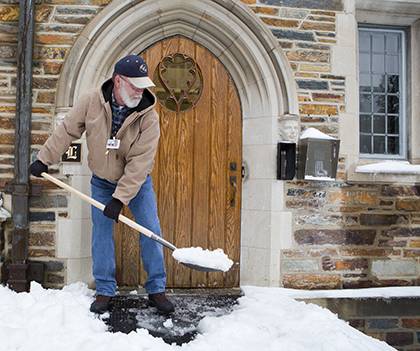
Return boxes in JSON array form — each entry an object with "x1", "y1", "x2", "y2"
[{"x1": 153, "y1": 53, "x2": 203, "y2": 112}]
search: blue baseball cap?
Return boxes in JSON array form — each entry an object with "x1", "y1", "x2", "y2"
[{"x1": 114, "y1": 54, "x2": 155, "y2": 89}]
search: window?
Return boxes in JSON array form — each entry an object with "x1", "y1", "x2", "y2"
[{"x1": 358, "y1": 27, "x2": 406, "y2": 158}]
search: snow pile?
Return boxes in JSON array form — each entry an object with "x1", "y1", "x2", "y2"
[
  {"x1": 356, "y1": 161, "x2": 420, "y2": 174},
  {"x1": 300, "y1": 127, "x2": 336, "y2": 140},
  {"x1": 172, "y1": 247, "x2": 233, "y2": 272},
  {"x1": 0, "y1": 282, "x2": 395, "y2": 351}
]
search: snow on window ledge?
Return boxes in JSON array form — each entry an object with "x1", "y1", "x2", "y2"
[
  {"x1": 346, "y1": 161, "x2": 420, "y2": 184},
  {"x1": 355, "y1": 161, "x2": 420, "y2": 175}
]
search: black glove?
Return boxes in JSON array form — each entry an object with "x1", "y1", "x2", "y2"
[
  {"x1": 103, "y1": 197, "x2": 123, "y2": 222},
  {"x1": 29, "y1": 160, "x2": 48, "y2": 178}
]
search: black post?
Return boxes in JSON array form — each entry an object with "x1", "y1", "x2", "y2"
[{"x1": 8, "y1": 0, "x2": 36, "y2": 292}]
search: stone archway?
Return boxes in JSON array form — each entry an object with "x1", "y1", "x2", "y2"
[{"x1": 55, "y1": 0, "x2": 299, "y2": 287}]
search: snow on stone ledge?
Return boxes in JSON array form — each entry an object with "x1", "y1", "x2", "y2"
[
  {"x1": 305, "y1": 175, "x2": 335, "y2": 182},
  {"x1": 269, "y1": 286, "x2": 420, "y2": 299},
  {"x1": 300, "y1": 127, "x2": 336, "y2": 140},
  {"x1": 355, "y1": 161, "x2": 420, "y2": 175}
]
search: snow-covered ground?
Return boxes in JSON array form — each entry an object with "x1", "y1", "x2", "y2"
[{"x1": 0, "y1": 282, "x2": 396, "y2": 351}]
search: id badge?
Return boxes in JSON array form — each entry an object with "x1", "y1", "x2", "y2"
[{"x1": 106, "y1": 137, "x2": 120, "y2": 150}]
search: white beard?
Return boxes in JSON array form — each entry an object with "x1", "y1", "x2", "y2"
[{"x1": 120, "y1": 85, "x2": 142, "y2": 108}]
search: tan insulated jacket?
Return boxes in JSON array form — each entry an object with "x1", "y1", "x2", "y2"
[{"x1": 37, "y1": 79, "x2": 160, "y2": 205}]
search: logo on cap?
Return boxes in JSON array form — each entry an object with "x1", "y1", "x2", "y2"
[{"x1": 139, "y1": 63, "x2": 147, "y2": 73}]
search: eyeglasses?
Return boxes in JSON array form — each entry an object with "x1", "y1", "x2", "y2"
[{"x1": 119, "y1": 75, "x2": 144, "y2": 94}]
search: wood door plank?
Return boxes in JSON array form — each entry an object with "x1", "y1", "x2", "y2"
[
  {"x1": 190, "y1": 43, "x2": 212, "y2": 287},
  {"x1": 155, "y1": 36, "x2": 180, "y2": 287},
  {"x1": 208, "y1": 57, "x2": 228, "y2": 287},
  {"x1": 224, "y1": 77, "x2": 242, "y2": 287},
  {"x1": 172, "y1": 37, "x2": 196, "y2": 287}
]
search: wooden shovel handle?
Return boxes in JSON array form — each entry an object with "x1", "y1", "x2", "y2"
[{"x1": 40, "y1": 172, "x2": 177, "y2": 251}]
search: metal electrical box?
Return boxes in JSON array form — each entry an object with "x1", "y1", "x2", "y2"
[
  {"x1": 277, "y1": 142, "x2": 296, "y2": 180},
  {"x1": 298, "y1": 138, "x2": 340, "y2": 181}
]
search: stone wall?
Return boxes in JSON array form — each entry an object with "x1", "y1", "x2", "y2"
[
  {"x1": 307, "y1": 297, "x2": 420, "y2": 351},
  {"x1": 0, "y1": 0, "x2": 110, "y2": 287},
  {"x1": 245, "y1": 0, "x2": 420, "y2": 289}
]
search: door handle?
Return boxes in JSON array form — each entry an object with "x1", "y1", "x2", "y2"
[{"x1": 229, "y1": 175, "x2": 237, "y2": 207}]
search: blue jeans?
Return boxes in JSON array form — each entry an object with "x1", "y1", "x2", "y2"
[{"x1": 90, "y1": 174, "x2": 166, "y2": 296}]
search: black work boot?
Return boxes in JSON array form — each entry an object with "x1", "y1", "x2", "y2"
[
  {"x1": 148, "y1": 292, "x2": 175, "y2": 314},
  {"x1": 90, "y1": 295, "x2": 112, "y2": 314}
]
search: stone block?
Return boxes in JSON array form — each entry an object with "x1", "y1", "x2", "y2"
[
  {"x1": 35, "y1": 34, "x2": 74, "y2": 45},
  {"x1": 328, "y1": 190, "x2": 377, "y2": 206},
  {"x1": 258, "y1": 0, "x2": 343, "y2": 11},
  {"x1": 301, "y1": 21, "x2": 335, "y2": 31},
  {"x1": 359, "y1": 214, "x2": 403, "y2": 226},
  {"x1": 28, "y1": 248, "x2": 55, "y2": 257},
  {"x1": 242, "y1": 179, "x2": 272, "y2": 211},
  {"x1": 251, "y1": 6, "x2": 278, "y2": 15},
  {"x1": 30, "y1": 194, "x2": 67, "y2": 208},
  {"x1": 272, "y1": 29, "x2": 315, "y2": 41},
  {"x1": 43, "y1": 62, "x2": 62, "y2": 75},
  {"x1": 28, "y1": 232, "x2": 54, "y2": 247},
  {"x1": 55, "y1": 6, "x2": 98, "y2": 15},
  {"x1": 32, "y1": 77, "x2": 58, "y2": 89},
  {"x1": 66, "y1": 257, "x2": 93, "y2": 286},
  {"x1": 339, "y1": 248, "x2": 390, "y2": 257},
  {"x1": 296, "y1": 79, "x2": 329, "y2": 90},
  {"x1": 35, "y1": 5, "x2": 53, "y2": 22},
  {"x1": 402, "y1": 319, "x2": 420, "y2": 329},
  {"x1": 396, "y1": 199, "x2": 420, "y2": 211},
  {"x1": 386, "y1": 332, "x2": 413, "y2": 347},
  {"x1": 0, "y1": 45, "x2": 16, "y2": 59},
  {"x1": 29, "y1": 211, "x2": 55, "y2": 222},
  {"x1": 294, "y1": 229, "x2": 376, "y2": 245},
  {"x1": 287, "y1": 51, "x2": 329, "y2": 63},
  {"x1": 46, "y1": 273, "x2": 64, "y2": 284},
  {"x1": 282, "y1": 259, "x2": 319, "y2": 272},
  {"x1": 241, "y1": 210, "x2": 271, "y2": 249},
  {"x1": 371, "y1": 259, "x2": 417, "y2": 278},
  {"x1": 334, "y1": 258, "x2": 368, "y2": 271},
  {"x1": 300, "y1": 63, "x2": 331, "y2": 72},
  {"x1": 0, "y1": 5, "x2": 18, "y2": 21},
  {"x1": 383, "y1": 227, "x2": 420, "y2": 238},
  {"x1": 56, "y1": 218, "x2": 91, "y2": 259},
  {"x1": 297, "y1": 42, "x2": 330, "y2": 50},
  {"x1": 44, "y1": 260, "x2": 64, "y2": 272},
  {"x1": 36, "y1": 91, "x2": 55, "y2": 104},
  {"x1": 367, "y1": 319, "x2": 399, "y2": 330},
  {"x1": 381, "y1": 186, "x2": 420, "y2": 197},
  {"x1": 261, "y1": 17, "x2": 299, "y2": 27},
  {"x1": 282, "y1": 273, "x2": 341, "y2": 289},
  {"x1": 299, "y1": 104, "x2": 338, "y2": 115},
  {"x1": 53, "y1": 15, "x2": 92, "y2": 25},
  {"x1": 34, "y1": 46, "x2": 69, "y2": 60},
  {"x1": 278, "y1": 8, "x2": 308, "y2": 19}
]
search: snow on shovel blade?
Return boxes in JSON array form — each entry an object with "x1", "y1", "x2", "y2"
[{"x1": 172, "y1": 247, "x2": 234, "y2": 273}]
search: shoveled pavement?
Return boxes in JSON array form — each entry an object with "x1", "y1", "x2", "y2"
[{"x1": 104, "y1": 289, "x2": 242, "y2": 345}]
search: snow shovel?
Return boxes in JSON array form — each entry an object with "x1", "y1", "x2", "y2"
[{"x1": 41, "y1": 172, "x2": 222, "y2": 273}]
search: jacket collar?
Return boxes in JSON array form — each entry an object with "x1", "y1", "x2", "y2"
[{"x1": 100, "y1": 78, "x2": 157, "y2": 114}]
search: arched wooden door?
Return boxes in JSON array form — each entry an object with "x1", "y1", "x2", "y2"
[{"x1": 114, "y1": 36, "x2": 242, "y2": 288}]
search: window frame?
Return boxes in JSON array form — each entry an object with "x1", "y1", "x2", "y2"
[{"x1": 358, "y1": 25, "x2": 408, "y2": 160}]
